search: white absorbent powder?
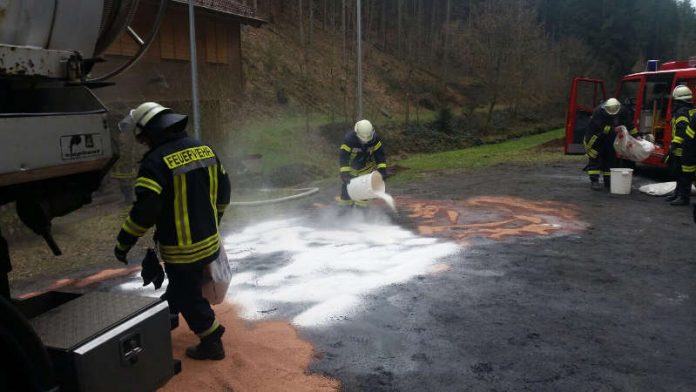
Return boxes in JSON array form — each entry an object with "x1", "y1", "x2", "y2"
[
  {"x1": 373, "y1": 191, "x2": 397, "y2": 213},
  {"x1": 222, "y1": 217, "x2": 460, "y2": 327}
]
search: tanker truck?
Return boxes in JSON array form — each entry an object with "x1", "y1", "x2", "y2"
[{"x1": 0, "y1": 1, "x2": 181, "y2": 391}]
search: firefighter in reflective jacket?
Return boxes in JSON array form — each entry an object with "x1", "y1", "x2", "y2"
[
  {"x1": 665, "y1": 85, "x2": 696, "y2": 205},
  {"x1": 584, "y1": 98, "x2": 637, "y2": 190},
  {"x1": 339, "y1": 119, "x2": 387, "y2": 206},
  {"x1": 114, "y1": 102, "x2": 231, "y2": 360}
]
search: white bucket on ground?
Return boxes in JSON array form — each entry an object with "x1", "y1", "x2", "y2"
[
  {"x1": 610, "y1": 168, "x2": 633, "y2": 194},
  {"x1": 347, "y1": 171, "x2": 397, "y2": 212}
]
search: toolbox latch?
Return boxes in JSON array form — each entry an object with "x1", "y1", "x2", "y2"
[{"x1": 120, "y1": 332, "x2": 143, "y2": 366}]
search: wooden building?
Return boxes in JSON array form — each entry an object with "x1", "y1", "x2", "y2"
[{"x1": 94, "y1": 0, "x2": 264, "y2": 146}]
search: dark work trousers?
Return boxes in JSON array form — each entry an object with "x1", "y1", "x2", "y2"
[
  {"x1": 164, "y1": 261, "x2": 217, "y2": 336},
  {"x1": 0, "y1": 228, "x2": 10, "y2": 299},
  {"x1": 668, "y1": 155, "x2": 683, "y2": 180},
  {"x1": 338, "y1": 182, "x2": 355, "y2": 206},
  {"x1": 340, "y1": 182, "x2": 351, "y2": 201},
  {"x1": 586, "y1": 137, "x2": 619, "y2": 185},
  {"x1": 679, "y1": 143, "x2": 696, "y2": 198},
  {"x1": 676, "y1": 170, "x2": 694, "y2": 197}
]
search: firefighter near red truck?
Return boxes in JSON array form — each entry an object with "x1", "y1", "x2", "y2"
[
  {"x1": 582, "y1": 97, "x2": 637, "y2": 191},
  {"x1": 565, "y1": 59, "x2": 696, "y2": 168},
  {"x1": 664, "y1": 85, "x2": 696, "y2": 206}
]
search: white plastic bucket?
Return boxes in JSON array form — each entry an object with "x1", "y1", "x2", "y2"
[
  {"x1": 347, "y1": 171, "x2": 385, "y2": 200},
  {"x1": 610, "y1": 168, "x2": 633, "y2": 194}
]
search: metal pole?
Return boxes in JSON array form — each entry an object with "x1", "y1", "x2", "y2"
[
  {"x1": 188, "y1": 0, "x2": 201, "y2": 139},
  {"x1": 356, "y1": 0, "x2": 363, "y2": 119}
]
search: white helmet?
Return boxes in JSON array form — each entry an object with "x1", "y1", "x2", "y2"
[
  {"x1": 354, "y1": 119, "x2": 374, "y2": 143},
  {"x1": 131, "y1": 102, "x2": 171, "y2": 136},
  {"x1": 673, "y1": 85, "x2": 692, "y2": 102},
  {"x1": 603, "y1": 98, "x2": 621, "y2": 116}
]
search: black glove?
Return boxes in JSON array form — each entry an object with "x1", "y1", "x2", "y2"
[
  {"x1": 114, "y1": 245, "x2": 129, "y2": 264},
  {"x1": 341, "y1": 173, "x2": 352, "y2": 184},
  {"x1": 662, "y1": 152, "x2": 671, "y2": 164},
  {"x1": 141, "y1": 248, "x2": 165, "y2": 289}
]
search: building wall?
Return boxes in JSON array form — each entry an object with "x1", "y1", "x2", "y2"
[{"x1": 92, "y1": 3, "x2": 244, "y2": 147}]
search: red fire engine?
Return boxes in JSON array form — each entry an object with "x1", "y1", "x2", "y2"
[{"x1": 565, "y1": 59, "x2": 696, "y2": 167}]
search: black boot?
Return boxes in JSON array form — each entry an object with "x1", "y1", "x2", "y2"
[
  {"x1": 590, "y1": 181, "x2": 602, "y2": 191},
  {"x1": 186, "y1": 325, "x2": 225, "y2": 360},
  {"x1": 603, "y1": 175, "x2": 611, "y2": 190},
  {"x1": 665, "y1": 191, "x2": 679, "y2": 202},
  {"x1": 671, "y1": 175, "x2": 693, "y2": 206},
  {"x1": 670, "y1": 195, "x2": 690, "y2": 206},
  {"x1": 169, "y1": 313, "x2": 180, "y2": 331}
]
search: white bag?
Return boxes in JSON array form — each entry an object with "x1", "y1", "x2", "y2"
[
  {"x1": 613, "y1": 126, "x2": 655, "y2": 162},
  {"x1": 638, "y1": 181, "x2": 676, "y2": 196},
  {"x1": 638, "y1": 181, "x2": 696, "y2": 196},
  {"x1": 202, "y1": 245, "x2": 232, "y2": 305}
]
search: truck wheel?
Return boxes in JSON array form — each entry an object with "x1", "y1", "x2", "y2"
[{"x1": 0, "y1": 296, "x2": 55, "y2": 392}]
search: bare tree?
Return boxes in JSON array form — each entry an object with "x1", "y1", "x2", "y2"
[
  {"x1": 442, "y1": 0, "x2": 451, "y2": 78},
  {"x1": 365, "y1": 0, "x2": 374, "y2": 40},
  {"x1": 342, "y1": 0, "x2": 347, "y2": 60},
  {"x1": 397, "y1": 0, "x2": 403, "y2": 56},
  {"x1": 342, "y1": 0, "x2": 349, "y2": 122},
  {"x1": 309, "y1": 0, "x2": 313, "y2": 44},
  {"x1": 299, "y1": 0, "x2": 304, "y2": 44},
  {"x1": 381, "y1": 0, "x2": 387, "y2": 49},
  {"x1": 429, "y1": 0, "x2": 437, "y2": 59},
  {"x1": 452, "y1": 0, "x2": 548, "y2": 132},
  {"x1": 416, "y1": 0, "x2": 422, "y2": 60}
]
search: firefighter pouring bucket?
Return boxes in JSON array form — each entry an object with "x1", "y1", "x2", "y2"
[
  {"x1": 347, "y1": 171, "x2": 385, "y2": 200},
  {"x1": 610, "y1": 168, "x2": 633, "y2": 195}
]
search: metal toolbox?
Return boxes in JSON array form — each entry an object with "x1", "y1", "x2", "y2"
[{"x1": 25, "y1": 291, "x2": 177, "y2": 392}]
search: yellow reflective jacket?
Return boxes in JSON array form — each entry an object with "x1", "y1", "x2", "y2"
[{"x1": 117, "y1": 134, "x2": 231, "y2": 264}]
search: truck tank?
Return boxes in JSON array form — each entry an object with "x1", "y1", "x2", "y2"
[
  {"x1": 0, "y1": 1, "x2": 165, "y2": 280},
  {"x1": 0, "y1": 3, "x2": 176, "y2": 392}
]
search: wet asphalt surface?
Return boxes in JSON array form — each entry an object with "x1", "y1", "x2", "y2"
[
  {"x1": 19, "y1": 160, "x2": 696, "y2": 391},
  {"x1": 301, "y1": 161, "x2": 696, "y2": 391}
]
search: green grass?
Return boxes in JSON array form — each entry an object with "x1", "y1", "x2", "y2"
[
  {"x1": 232, "y1": 115, "x2": 580, "y2": 185},
  {"x1": 393, "y1": 128, "x2": 582, "y2": 182},
  {"x1": 233, "y1": 114, "x2": 336, "y2": 176}
]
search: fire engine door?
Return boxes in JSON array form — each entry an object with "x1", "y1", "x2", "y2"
[
  {"x1": 638, "y1": 74, "x2": 673, "y2": 148},
  {"x1": 565, "y1": 78, "x2": 606, "y2": 154}
]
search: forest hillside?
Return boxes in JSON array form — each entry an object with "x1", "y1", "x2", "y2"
[
  {"x1": 234, "y1": 0, "x2": 696, "y2": 130},
  {"x1": 214, "y1": 0, "x2": 696, "y2": 184}
]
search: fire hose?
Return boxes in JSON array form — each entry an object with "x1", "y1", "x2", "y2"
[{"x1": 228, "y1": 187, "x2": 320, "y2": 207}]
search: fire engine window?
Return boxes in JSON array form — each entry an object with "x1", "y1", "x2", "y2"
[
  {"x1": 643, "y1": 79, "x2": 671, "y2": 112},
  {"x1": 639, "y1": 75, "x2": 673, "y2": 140},
  {"x1": 575, "y1": 81, "x2": 603, "y2": 111},
  {"x1": 617, "y1": 79, "x2": 639, "y2": 109}
]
